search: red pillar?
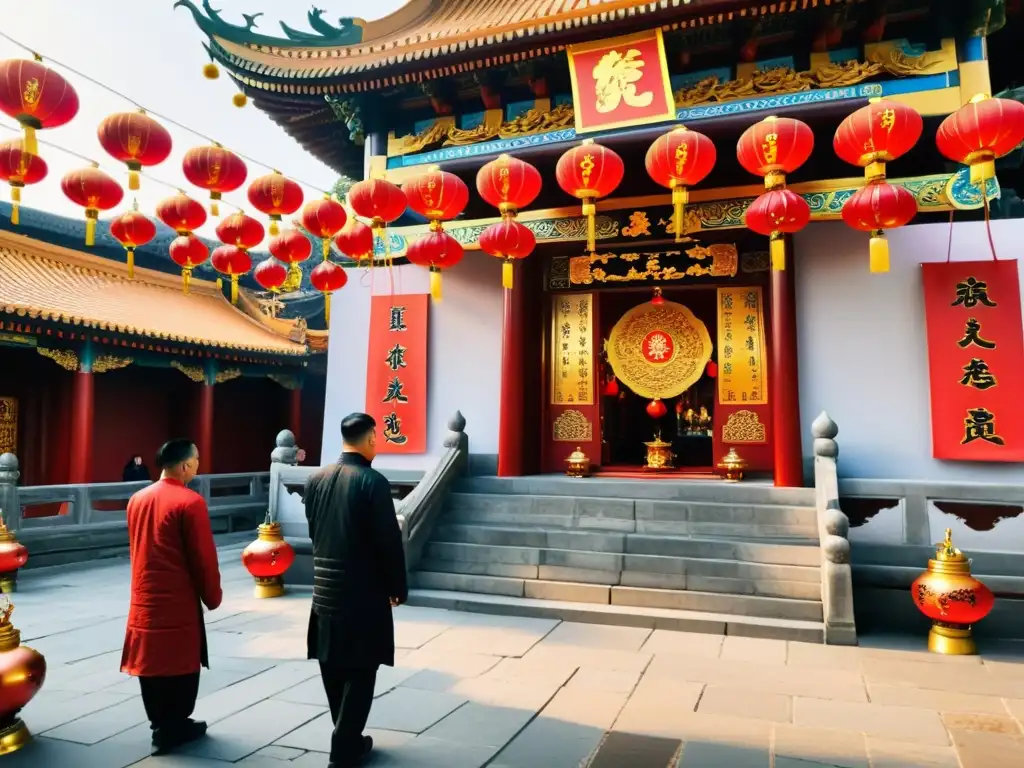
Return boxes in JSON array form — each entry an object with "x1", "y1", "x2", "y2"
[
  {"x1": 197, "y1": 383, "x2": 214, "y2": 475},
  {"x1": 770, "y1": 242, "x2": 804, "y2": 487},
  {"x1": 68, "y1": 369, "x2": 94, "y2": 484},
  {"x1": 289, "y1": 387, "x2": 303, "y2": 446},
  {"x1": 497, "y1": 262, "x2": 526, "y2": 477}
]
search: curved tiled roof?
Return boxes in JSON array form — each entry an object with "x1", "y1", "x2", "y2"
[{"x1": 0, "y1": 230, "x2": 307, "y2": 356}]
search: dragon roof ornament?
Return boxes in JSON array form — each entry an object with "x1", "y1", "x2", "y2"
[{"x1": 174, "y1": 0, "x2": 366, "y2": 48}]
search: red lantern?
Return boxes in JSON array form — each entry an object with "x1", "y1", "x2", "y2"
[
  {"x1": 403, "y1": 168, "x2": 469, "y2": 223},
  {"x1": 182, "y1": 144, "x2": 248, "y2": 216},
  {"x1": 705, "y1": 360, "x2": 718, "y2": 378},
  {"x1": 253, "y1": 257, "x2": 288, "y2": 293},
  {"x1": 168, "y1": 233, "x2": 209, "y2": 293},
  {"x1": 936, "y1": 94, "x2": 1024, "y2": 185},
  {"x1": 96, "y1": 110, "x2": 173, "y2": 191},
  {"x1": 156, "y1": 193, "x2": 207, "y2": 235},
  {"x1": 247, "y1": 172, "x2": 303, "y2": 236},
  {"x1": 744, "y1": 188, "x2": 811, "y2": 270},
  {"x1": 646, "y1": 126, "x2": 717, "y2": 242},
  {"x1": 269, "y1": 228, "x2": 313, "y2": 288},
  {"x1": 347, "y1": 177, "x2": 406, "y2": 260},
  {"x1": 0, "y1": 594, "x2": 47, "y2": 755},
  {"x1": 840, "y1": 181, "x2": 918, "y2": 273},
  {"x1": 910, "y1": 530, "x2": 995, "y2": 655},
  {"x1": 737, "y1": 116, "x2": 815, "y2": 187},
  {"x1": 476, "y1": 154, "x2": 542, "y2": 215},
  {"x1": 333, "y1": 217, "x2": 374, "y2": 265},
  {"x1": 215, "y1": 211, "x2": 264, "y2": 251},
  {"x1": 650, "y1": 287, "x2": 665, "y2": 306},
  {"x1": 109, "y1": 205, "x2": 157, "y2": 279},
  {"x1": 211, "y1": 244, "x2": 253, "y2": 305},
  {"x1": 0, "y1": 58, "x2": 79, "y2": 155},
  {"x1": 60, "y1": 166, "x2": 123, "y2": 247},
  {"x1": 0, "y1": 514, "x2": 28, "y2": 592},
  {"x1": 407, "y1": 230, "x2": 464, "y2": 302},
  {"x1": 310, "y1": 260, "x2": 348, "y2": 325},
  {"x1": 602, "y1": 377, "x2": 620, "y2": 397},
  {"x1": 241, "y1": 523, "x2": 295, "y2": 599},
  {"x1": 646, "y1": 399, "x2": 667, "y2": 419},
  {"x1": 834, "y1": 99, "x2": 923, "y2": 180},
  {"x1": 478, "y1": 218, "x2": 536, "y2": 290},
  {"x1": 556, "y1": 140, "x2": 624, "y2": 252},
  {"x1": 301, "y1": 195, "x2": 348, "y2": 259},
  {"x1": 0, "y1": 140, "x2": 46, "y2": 225}
]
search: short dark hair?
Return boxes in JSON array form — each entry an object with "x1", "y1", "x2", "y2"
[
  {"x1": 156, "y1": 440, "x2": 197, "y2": 469},
  {"x1": 341, "y1": 413, "x2": 376, "y2": 444}
]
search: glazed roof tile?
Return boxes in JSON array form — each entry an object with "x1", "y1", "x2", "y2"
[{"x1": 0, "y1": 231, "x2": 307, "y2": 356}]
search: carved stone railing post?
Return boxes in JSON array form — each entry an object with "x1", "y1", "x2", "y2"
[
  {"x1": 0, "y1": 454, "x2": 20, "y2": 533},
  {"x1": 811, "y1": 411, "x2": 857, "y2": 645},
  {"x1": 271, "y1": 430, "x2": 300, "y2": 466}
]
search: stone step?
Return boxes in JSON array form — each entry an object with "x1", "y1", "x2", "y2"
[
  {"x1": 445, "y1": 492, "x2": 818, "y2": 538},
  {"x1": 407, "y1": 589, "x2": 825, "y2": 643},
  {"x1": 431, "y1": 523, "x2": 822, "y2": 567},
  {"x1": 421, "y1": 542, "x2": 821, "y2": 600},
  {"x1": 408, "y1": 570, "x2": 823, "y2": 622},
  {"x1": 455, "y1": 475, "x2": 816, "y2": 506}
]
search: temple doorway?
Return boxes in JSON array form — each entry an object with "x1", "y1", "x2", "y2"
[{"x1": 599, "y1": 287, "x2": 717, "y2": 474}]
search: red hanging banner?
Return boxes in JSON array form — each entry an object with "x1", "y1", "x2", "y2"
[
  {"x1": 365, "y1": 294, "x2": 429, "y2": 454},
  {"x1": 921, "y1": 260, "x2": 1024, "y2": 462}
]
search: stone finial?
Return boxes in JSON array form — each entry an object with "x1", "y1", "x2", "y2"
[
  {"x1": 447, "y1": 411, "x2": 466, "y2": 433},
  {"x1": 0, "y1": 454, "x2": 18, "y2": 482},
  {"x1": 823, "y1": 535, "x2": 851, "y2": 564},
  {"x1": 823, "y1": 500, "x2": 850, "y2": 539},
  {"x1": 443, "y1": 411, "x2": 467, "y2": 450},
  {"x1": 812, "y1": 411, "x2": 839, "y2": 459},
  {"x1": 271, "y1": 430, "x2": 300, "y2": 465},
  {"x1": 276, "y1": 430, "x2": 297, "y2": 449}
]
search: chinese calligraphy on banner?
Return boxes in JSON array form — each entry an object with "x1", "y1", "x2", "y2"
[
  {"x1": 921, "y1": 260, "x2": 1024, "y2": 462},
  {"x1": 717, "y1": 287, "x2": 767, "y2": 405},
  {"x1": 551, "y1": 293, "x2": 594, "y2": 405},
  {"x1": 566, "y1": 29, "x2": 676, "y2": 133},
  {"x1": 365, "y1": 294, "x2": 429, "y2": 454},
  {"x1": 0, "y1": 397, "x2": 16, "y2": 456}
]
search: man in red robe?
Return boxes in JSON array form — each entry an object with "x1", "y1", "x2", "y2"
[{"x1": 121, "y1": 439, "x2": 223, "y2": 755}]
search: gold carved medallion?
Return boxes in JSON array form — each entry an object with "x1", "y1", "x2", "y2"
[
  {"x1": 606, "y1": 299, "x2": 712, "y2": 400},
  {"x1": 553, "y1": 410, "x2": 593, "y2": 442},
  {"x1": 722, "y1": 410, "x2": 767, "y2": 444}
]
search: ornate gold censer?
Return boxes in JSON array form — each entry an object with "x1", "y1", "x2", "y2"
[
  {"x1": 565, "y1": 447, "x2": 591, "y2": 478},
  {"x1": 717, "y1": 447, "x2": 747, "y2": 482},
  {"x1": 643, "y1": 431, "x2": 675, "y2": 471}
]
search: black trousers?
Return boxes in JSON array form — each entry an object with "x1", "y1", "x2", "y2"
[
  {"x1": 319, "y1": 662, "x2": 378, "y2": 762},
  {"x1": 138, "y1": 673, "x2": 200, "y2": 732}
]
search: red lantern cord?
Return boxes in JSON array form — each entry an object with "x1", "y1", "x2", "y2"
[{"x1": 109, "y1": 201, "x2": 156, "y2": 278}]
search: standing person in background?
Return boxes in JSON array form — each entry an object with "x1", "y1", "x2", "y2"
[
  {"x1": 121, "y1": 439, "x2": 223, "y2": 756},
  {"x1": 122, "y1": 454, "x2": 152, "y2": 482},
  {"x1": 303, "y1": 413, "x2": 408, "y2": 768}
]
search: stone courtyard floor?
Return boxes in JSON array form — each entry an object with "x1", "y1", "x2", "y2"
[{"x1": 4, "y1": 546, "x2": 1024, "y2": 767}]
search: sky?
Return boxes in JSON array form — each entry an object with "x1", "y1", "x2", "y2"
[{"x1": 1, "y1": 0, "x2": 406, "y2": 238}]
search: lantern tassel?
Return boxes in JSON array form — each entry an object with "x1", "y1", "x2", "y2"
[
  {"x1": 770, "y1": 233, "x2": 786, "y2": 271},
  {"x1": 183, "y1": 267, "x2": 192, "y2": 295},
  {"x1": 322, "y1": 237, "x2": 331, "y2": 259},
  {"x1": 671, "y1": 186, "x2": 688, "y2": 243},
  {"x1": 22, "y1": 126, "x2": 37, "y2": 156},
  {"x1": 970, "y1": 159, "x2": 996, "y2": 187},
  {"x1": 270, "y1": 217, "x2": 280, "y2": 236},
  {"x1": 85, "y1": 210, "x2": 98, "y2": 247},
  {"x1": 502, "y1": 258, "x2": 514, "y2": 289},
  {"x1": 128, "y1": 170, "x2": 140, "y2": 191},
  {"x1": 583, "y1": 199, "x2": 596, "y2": 253},
  {"x1": 324, "y1": 295, "x2": 331, "y2": 326},
  {"x1": 230, "y1": 275, "x2": 239, "y2": 305},
  {"x1": 869, "y1": 231, "x2": 889, "y2": 273},
  {"x1": 211, "y1": 201, "x2": 219, "y2": 217},
  {"x1": 429, "y1": 267, "x2": 443, "y2": 302},
  {"x1": 126, "y1": 247, "x2": 135, "y2": 279},
  {"x1": 10, "y1": 187, "x2": 20, "y2": 226}
]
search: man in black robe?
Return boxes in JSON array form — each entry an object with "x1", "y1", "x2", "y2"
[{"x1": 303, "y1": 412, "x2": 408, "y2": 767}]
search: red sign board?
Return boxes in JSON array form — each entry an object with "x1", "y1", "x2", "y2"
[
  {"x1": 567, "y1": 29, "x2": 676, "y2": 133},
  {"x1": 365, "y1": 294, "x2": 429, "y2": 454},
  {"x1": 921, "y1": 260, "x2": 1024, "y2": 462}
]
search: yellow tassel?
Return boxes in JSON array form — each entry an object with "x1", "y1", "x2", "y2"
[
  {"x1": 324, "y1": 295, "x2": 331, "y2": 326},
  {"x1": 270, "y1": 219, "x2": 280, "y2": 236},
  {"x1": 429, "y1": 268, "x2": 442, "y2": 302},
  {"x1": 203, "y1": 62, "x2": 220, "y2": 80},
  {"x1": 210, "y1": 200, "x2": 219, "y2": 217},
  {"x1": 231, "y1": 275, "x2": 239, "y2": 304},
  {"x1": 322, "y1": 237, "x2": 331, "y2": 259},
  {"x1": 232, "y1": 92, "x2": 248, "y2": 108},
  {"x1": 22, "y1": 126, "x2": 37, "y2": 156},
  {"x1": 10, "y1": 203, "x2": 18, "y2": 226},
  {"x1": 869, "y1": 231, "x2": 889, "y2": 273},
  {"x1": 183, "y1": 268, "x2": 192, "y2": 295},
  {"x1": 502, "y1": 259, "x2": 514, "y2": 289},
  {"x1": 11, "y1": 187, "x2": 20, "y2": 204},
  {"x1": 85, "y1": 216, "x2": 97, "y2": 247},
  {"x1": 671, "y1": 186, "x2": 688, "y2": 243},
  {"x1": 970, "y1": 159, "x2": 996, "y2": 187},
  {"x1": 582, "y1": 199, "x2": 596, "y2": 253},
  {"x1": 770, "y1": 235, "x2": 786, "y2": 271},
  {"x1": 127, "y1": 248, "x2": 135, "y2": 279},
  {"x1": 128, "y1": 170, "x2": 140, "y2": 191}
]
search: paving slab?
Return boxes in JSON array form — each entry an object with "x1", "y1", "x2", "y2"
[
  {"x1": 696, "y1": 685, "x2": 792, "y2": 723},
  {"x1": 792, "y1": 697, "x2": 950, "y2": 746},
  {"x1": 367, "y1": 686, "x2": 469, "y2": 733},
  {"x1": 539, "y1": 621, "x2": 652, "y2": 651},
  {"x1": 865, "y1": 737, "x2": 961, "y2": 768},
  {"x1": 772, "y1": 724, "x2": 868, "y2": 768},
  {"x1": 638, "y1": 629, "x2": 724, "y2": 659},
  {"x1": 949, "y1": 728, "x2": 1024, "y2": 768},
  {"x1": 183, "y1": 699, "x2": 326, "y2": 761}
]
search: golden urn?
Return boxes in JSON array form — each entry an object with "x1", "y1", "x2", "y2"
[
  {"x1": 0, "y1": 513, "x2": 27, "y2": 594},
  {"x1": 910, "y1": 529, "x2": 994, "y2": 655},
  {"x1": 565, "y1": 447, "x2": 591, "y2": 478},
  {"x1": 241, "y1": 519, "x2": 296, "y2": 599},
  {"x1": 643, "y1": 432, "x2": 674, "y2": 471},
  {"x1": 0, "y1": 596, "x2": 45, "y2": 756},
  {"x1": 717, "y1": 447, "x2": 747, "y2": 482}
]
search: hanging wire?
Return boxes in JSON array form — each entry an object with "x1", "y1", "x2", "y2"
[{"x1": 0, "y1": 30, "x2": 331, "y2": 194}]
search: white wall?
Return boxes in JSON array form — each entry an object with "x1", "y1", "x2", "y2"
[
  {"x1": 795, "y1": 219, "x2": 1024, "y2": 483},
  {"x1": 322, "y1": 254, "x2": 505, "y2": 469}
]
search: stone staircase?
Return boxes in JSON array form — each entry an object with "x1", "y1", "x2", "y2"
[{"x1": 407, "y1": 475, "x2": 827, "y2": 642}]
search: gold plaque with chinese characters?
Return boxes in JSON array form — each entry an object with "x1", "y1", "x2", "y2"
[
  {"x1": 606, "y1": 299, "x2": 712, "y2": 400},
  {"x1": 717, "y1": 287, "x2": 767, "y2": 405},
  {"x1": 0, "y1": 397, "x2": 16, "y2": 457},
  {"x1": 551, "y1": 293, "x2": 594, "y2": 405}
]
